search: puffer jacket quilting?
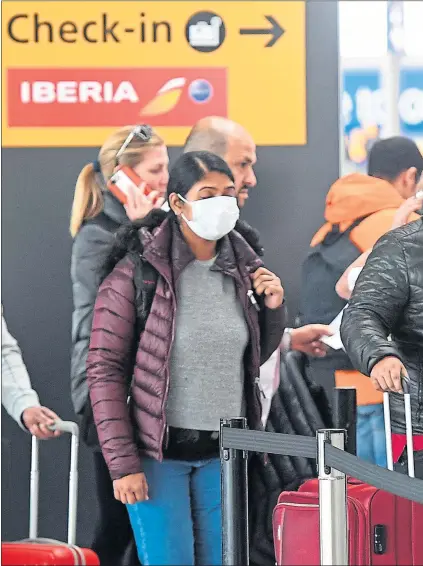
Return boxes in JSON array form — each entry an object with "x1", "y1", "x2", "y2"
[
  {"x1": 341, "y1": 218, "x2": 423, "y2": 434},
  {"x1": 87, "y1": 218, "x2": 286, "y2": 480}
]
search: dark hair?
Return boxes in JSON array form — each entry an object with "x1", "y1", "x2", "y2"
[
  {"x1": 166, "y1": 150, "x2": 235, "y2": 200},
  {"x1": 99, "y1": 151, "x2": 261, "y2": 283},
  {"x1": 368, "y1": 136, "x2": 423, "y2": 182}
]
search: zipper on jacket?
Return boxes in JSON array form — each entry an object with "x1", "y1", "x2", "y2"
[
  {"x1": 222, "y1": 268, "x2": 262, "y2": 425},
  {"x1": 244, "y1": 292, "x2": 263, "y2": 429},
  {"x1": 247, "y1": 289, "x2": 260, "y2": 312},
  {"x1": 158, "y1": 276, "x2": 177, "y2": 461},
  {"x1": 233, "y1": 272, "x2": 268, "y2": 461}
]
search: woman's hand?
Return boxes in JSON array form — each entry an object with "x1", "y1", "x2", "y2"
[
  {"x1": 391, "y1": 194, "x2": 423, "y2": 230},
  {"x1": 251, "y1": 267, "x2": 284, "y2": 310},
  {"x1": 113, "y1": 472, "x2": 149, "y2": 504},
  {"x1": 124, "y1": 184, "x2": 165, "y2": 222}
]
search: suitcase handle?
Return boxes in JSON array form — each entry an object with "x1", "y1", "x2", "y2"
[
  {"x1": 29, "y1": 420, "x2": 79, "y2": 546},
  {"x1": 383, "y1": 376, "x2": 415, "y2": 477}
]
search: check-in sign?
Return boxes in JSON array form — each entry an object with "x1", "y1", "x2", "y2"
[{"x1": 2, "y1": 1, "x2": 306, "y2": 147}]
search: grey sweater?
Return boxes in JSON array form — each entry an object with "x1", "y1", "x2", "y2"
[
  {"x1": 1, "y1": 310, "x2": 40, "y2": 429},
  {"x1": 166, "y1": 258, "x2": 249, "y2": 431}
]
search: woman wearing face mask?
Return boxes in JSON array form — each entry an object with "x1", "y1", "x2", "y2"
[
  {"x1": 70, "y1": 124, "x2": 169, "y2": 566},
  {"x1": 86, "y1": 151, "x2": 286, "y2": 566}
]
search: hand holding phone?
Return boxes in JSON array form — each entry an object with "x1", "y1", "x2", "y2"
[
  {"x1": 107, "y1": 166, "x2": 152, "y2": 205},
  {"x1": 124, "y1": 183, "x2": 165, "y2": 222},
  {"x1": 107, "y1": 165, "x2": 165, "y2": 221}
]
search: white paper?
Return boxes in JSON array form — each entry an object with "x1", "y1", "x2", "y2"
[
  {"x1": 347, "y1": 266, "x2": 363, "y2": 292},
  {"x1": 320, "y1": 308, "x2": 346, "y2": 351},
  {"x1": 322, "y1": 264, "x2": 363, "y2": 351},
  {"x1": 259, "y1": 349, "x2": 280, "y2": 426}
]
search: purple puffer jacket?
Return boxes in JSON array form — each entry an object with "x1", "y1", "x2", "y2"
[{"x1": 87, "y1": 218, "x2": 286, "y2": 480}]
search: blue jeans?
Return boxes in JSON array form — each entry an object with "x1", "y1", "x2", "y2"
[
  {"x1": 126, "y1": 457, "x2": 221, "y2": 566},
  {"x1": 357, "y1": 404, "x2": 387, "y2": 468}
]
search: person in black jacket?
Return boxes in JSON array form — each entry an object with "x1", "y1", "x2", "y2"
[
  {"x1": 341, "y1": 217, "x2": 423, "y2": 478},
  {"x1": 70, "y1": 124, "x2": 169, "y2": 566}
]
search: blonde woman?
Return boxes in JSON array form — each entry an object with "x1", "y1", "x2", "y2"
[{"x1": 70, "y1": 124, "x2": 169, "y2": 566}]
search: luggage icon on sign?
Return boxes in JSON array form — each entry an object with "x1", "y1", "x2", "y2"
[
  {"x1": 186, "y1": 12, "x2": 226, "y2": 52},
  {"x1": 189, "y1": 16, "x2": 222, "y2": 47}
]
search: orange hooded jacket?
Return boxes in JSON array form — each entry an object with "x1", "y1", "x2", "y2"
[
  {"x1": 311, "y1": 173, "x2": 419, "y2": 405},
  {"x1": 311, "y1": 173, "x2": 417, "y2": 251}
]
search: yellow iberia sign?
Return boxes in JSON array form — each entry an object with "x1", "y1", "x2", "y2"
[{"x1": 2, "y1": 1, "x2": 306, "y2": 147}]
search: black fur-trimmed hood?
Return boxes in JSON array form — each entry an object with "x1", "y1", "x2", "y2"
[{"x1": 100, "y1": 210, "x2": 264, "y2": 284}]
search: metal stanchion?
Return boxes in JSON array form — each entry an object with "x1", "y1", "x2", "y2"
[
  {"x1": 220, "y1": 417, "x2": 249, "y2": 566},
  {"x1": 317, "y1": 429, "x2": 348, "y2": 566},
  {"x1": 332, "y1": 387, "x2": 357, "y2": 455}
]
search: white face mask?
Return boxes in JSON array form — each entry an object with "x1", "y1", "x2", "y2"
[{"x1": 178, "y1": 194, "x2": 240, "y2": 241}]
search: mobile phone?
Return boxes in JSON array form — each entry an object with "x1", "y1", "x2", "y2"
[{"x1": 107, "y1": 165, "x2": 152, "y2": 205}]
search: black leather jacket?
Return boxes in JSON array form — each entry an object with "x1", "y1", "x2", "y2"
[{"x1": 341, "y1": 218, "x2": 423, "y2": 435}]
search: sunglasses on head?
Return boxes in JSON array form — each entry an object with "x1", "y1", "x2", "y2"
[{"x1": 115, "y1": 124, "x2": 153, "y2": 165}]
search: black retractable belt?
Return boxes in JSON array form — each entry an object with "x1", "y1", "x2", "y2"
[{"x1": 220, "y1": 417, "x2": 423, "y2": 566}]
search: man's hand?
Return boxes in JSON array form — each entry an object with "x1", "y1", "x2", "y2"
[
  {"x1": 391, "y1": 194, "x2": 423, "y2": 230},
  {"x1": 370, "y1": 356, "x2": 406, "y2": 393},
  {"x1": 22, "y1": 406, "x2": 62, "y2": 439},
  {"x1": 290, "y1": 325, "x2": 333, "y2": 357},
  {"x1": 124, "y1": 184, "x2": 165, "y2": 222},
  {"x1": 113, "y1": 472, "x2": 149, "y2": 505},
  {"x1": 251, "y1": 267, "x2": 284, "y2": 310}
]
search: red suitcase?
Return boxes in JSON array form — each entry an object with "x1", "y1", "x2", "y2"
[
  {"x1": 2, "y1": 420, "x2": 99, "y2": 566},
  {"x1": 273, "y1": 390, "x2": 423, "y2": 565}
]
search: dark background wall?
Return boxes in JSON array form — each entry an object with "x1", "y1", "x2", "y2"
[{"x1": 1, "y1": 1, "x2": 339, "y2": 546}]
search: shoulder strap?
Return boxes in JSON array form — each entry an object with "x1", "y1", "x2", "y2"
[
  {"x1": 321, "y1": 215, "x2": 371, "y2": 247},
  {"x1": 131, "y1": 253, "x2": 159, "y2": 335},
  {"x1": 346, "y1": 215, "x2": 369, "y2": 233},
  {"x1": 127, "y1": 254, "x2": 159, "y2": 397}
]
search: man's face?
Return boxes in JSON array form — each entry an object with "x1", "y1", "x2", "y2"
[{"x1": 224, "y1": 135, "x2": 257, "y2": 208}]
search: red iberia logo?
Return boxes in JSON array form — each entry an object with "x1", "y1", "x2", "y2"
[{"x1": 7, "y1": 68, "x2": 228, "y2": 127}]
